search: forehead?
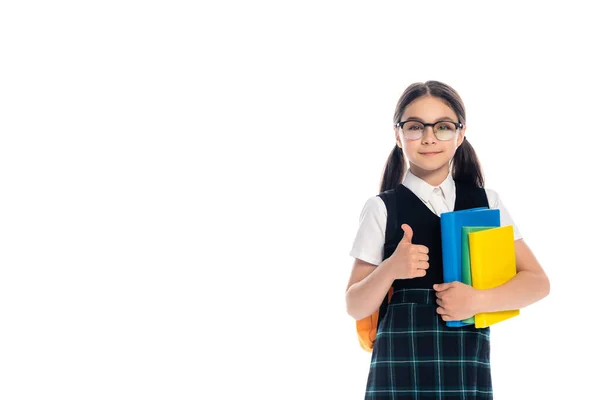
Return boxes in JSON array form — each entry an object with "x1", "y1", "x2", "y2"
[{"x1": 401, "y1": 96, "x2": 458, "y2": 121}]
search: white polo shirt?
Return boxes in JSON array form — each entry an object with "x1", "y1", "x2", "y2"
[{"x1": 349, "y1": 170, "x2": 522, "y2": 266}]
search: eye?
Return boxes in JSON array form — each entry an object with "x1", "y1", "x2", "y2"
[
  {"x1": 436, "y1": 122, "x2": 455, "y2": 131},
  {"x1": 405, "y1": 122, "x2": 424, "y2": 131}
]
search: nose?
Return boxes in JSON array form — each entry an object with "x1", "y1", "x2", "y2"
[{"x1": 421, "y1": 125, "x2": 437, "y2": 144}]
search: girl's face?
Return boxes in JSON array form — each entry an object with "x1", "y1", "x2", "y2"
[{"x1": 395, "y1": 96, "x2": 465, "y2": 178}]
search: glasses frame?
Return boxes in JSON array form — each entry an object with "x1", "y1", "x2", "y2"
[{"x1": 395, "y1": 120, "x2": 464, "y2": 141}]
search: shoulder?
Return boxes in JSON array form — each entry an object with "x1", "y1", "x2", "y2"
[
  {"x1": 360, "y1": 195, "x2": 387, "y2": 219},
  {"x1": 483, "y1": 187, "x2": 523, "y2": 240}
]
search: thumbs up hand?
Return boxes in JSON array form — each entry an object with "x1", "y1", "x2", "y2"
[{"x1": 387, "y1": 224, "x2": 430, "y2": 279}]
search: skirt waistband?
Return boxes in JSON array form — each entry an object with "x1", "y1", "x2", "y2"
[{"x1": 390, "y1": 288, "x2": 437, "y2": 305}]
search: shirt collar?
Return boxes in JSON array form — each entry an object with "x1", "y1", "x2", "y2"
[{"x1": 403, "y1": 169, "x2": 455, "y2": 203}]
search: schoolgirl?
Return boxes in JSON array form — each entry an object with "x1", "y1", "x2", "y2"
[{"x1": 345, "y1": 80, "x2": 550, "y2": 399}]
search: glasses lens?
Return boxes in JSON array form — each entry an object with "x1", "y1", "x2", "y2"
[
  {"x1": 402, "y1": 121, "x2": 424, "y2": 140},
  {"x1": 434, "y1": 121, "x2": 457, "y2": 140}
]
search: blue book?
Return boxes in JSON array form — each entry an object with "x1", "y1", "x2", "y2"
[{"x1": 439, "y1": 207, "x2": 501, "y2": 327}]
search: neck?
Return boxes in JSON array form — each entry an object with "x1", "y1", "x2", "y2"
[{"x1": 408, "y1": 163, "x2": 450, "y2": 187}]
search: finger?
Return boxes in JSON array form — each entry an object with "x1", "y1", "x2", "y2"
[
  {"x1": 416, "y1": 245, "x2": 429, "y2": 254},
  {"x1": 415, "y1": 261, "x2": 429, "y2": 270},
  {"x1": 436, "y1": 307, "x2": 447, "y2": 315},
  {"x1": 433, "y1": 283, "x2": 448, "y2": 291},
  {"x1": 436, "y1": 298, "x2": 443, "y2": 306},
  {"x1": 433, "y1": 282, "x2": 454, "y2": 291},
  {"x1": 417, "y1": 253, "x2": 429, "y2": 262},
  {"x1": 413, "y1": 269, "x2": 427, "y2": 278},
  {"x1": 400, "y1": 224, "x2": 413, "y2": 243}
]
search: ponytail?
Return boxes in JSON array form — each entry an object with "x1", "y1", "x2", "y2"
[
  {"x1": 379, "y1": 146, "x2": 405, "y2": 193},
  {"x1": 452, "y1": 137, "x2": 484, "y2": 188}
]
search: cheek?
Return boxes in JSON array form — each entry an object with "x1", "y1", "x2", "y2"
[
  {"x1": 402, "y1": 140, "x2": 420, "y2": 151},
  {"x1": 445, "y1": 140, "x2": 460, "y2": 154},
  {"x1": 445, "y1": 148, "x2": 458, "y2": 161}
]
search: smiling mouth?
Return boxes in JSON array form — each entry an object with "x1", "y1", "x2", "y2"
[{"x1": 420, "y1": 151, "x2": 442, "y2": 156}]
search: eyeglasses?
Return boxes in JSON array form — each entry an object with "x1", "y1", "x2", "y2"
[{"x1": 395, "y1": 120, "x2": 463, "y2": 141}]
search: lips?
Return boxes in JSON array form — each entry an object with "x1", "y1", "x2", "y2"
[{"x1": 420, "y1": 151, "x2": 442, "y2": 156}]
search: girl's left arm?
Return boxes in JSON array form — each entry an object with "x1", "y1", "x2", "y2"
[{"x1": 476, "y1": 238, "x2": 550, "y2": 313}]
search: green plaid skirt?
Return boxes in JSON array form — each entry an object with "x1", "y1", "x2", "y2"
[{"x1": 365, "y1": 289, "x2": 493, "y2": 399}]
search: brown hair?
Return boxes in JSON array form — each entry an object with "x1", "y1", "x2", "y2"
[{"x1": 379, "y1": 80, "x2": 484, "y2": 192}]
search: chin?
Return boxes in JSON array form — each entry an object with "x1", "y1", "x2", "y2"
[
  {"x1": 409, "y1": 160, "x2": 452, "y2": 175},
  {"x1": 414, "y1": 161, "x2": 448, "y2": 171}
]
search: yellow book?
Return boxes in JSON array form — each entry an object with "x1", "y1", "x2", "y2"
[{"x1": 468, "y1": 225, "x2": 520, "y2": 328}]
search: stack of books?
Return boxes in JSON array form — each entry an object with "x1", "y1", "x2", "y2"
[{"x1": 440, "y1": 207, "x2": 520, "y2": 328}]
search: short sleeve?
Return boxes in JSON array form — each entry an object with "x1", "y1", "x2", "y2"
[
  {"x1": 485, "y1": 188, "x2": 523, "y2": 241},
  {"x1": 349, "y1": 196, "x2": 387, "y2": 265}
]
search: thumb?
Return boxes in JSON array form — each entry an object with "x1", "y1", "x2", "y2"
[
  {"x1": 433, "y1": 282, "x2": 454, "y2": 291},
  {"x1": 400, "y1": 224, "x2": 413, "y2": 244}
]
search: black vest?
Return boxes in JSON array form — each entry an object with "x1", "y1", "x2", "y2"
[{"x1": 377, "y1": 181, "x2": 490, "y2": 291}]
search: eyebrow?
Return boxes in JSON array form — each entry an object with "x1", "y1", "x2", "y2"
[{"x1": 403, "y1": 116, "x2": 457, "y2": 122}]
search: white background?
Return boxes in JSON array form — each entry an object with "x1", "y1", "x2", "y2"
[{"x1": 1, "y1": 1, "x2": 598, "y2": 399}]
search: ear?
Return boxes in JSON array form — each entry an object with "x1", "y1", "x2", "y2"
[
  {"x1": 456, "y1": 124, "x2": 467, "y2": 147},
  {"x1": 394, "y1": 126, "x2": 402, "y2": 149}
]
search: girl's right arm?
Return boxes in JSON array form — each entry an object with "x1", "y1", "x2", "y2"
[
  {"x1": 345, "y1": 257, "x2": 397, "y2": 320},
  {"x1": 345, "y1": 224, "x2": 430, "y2": 320}
]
